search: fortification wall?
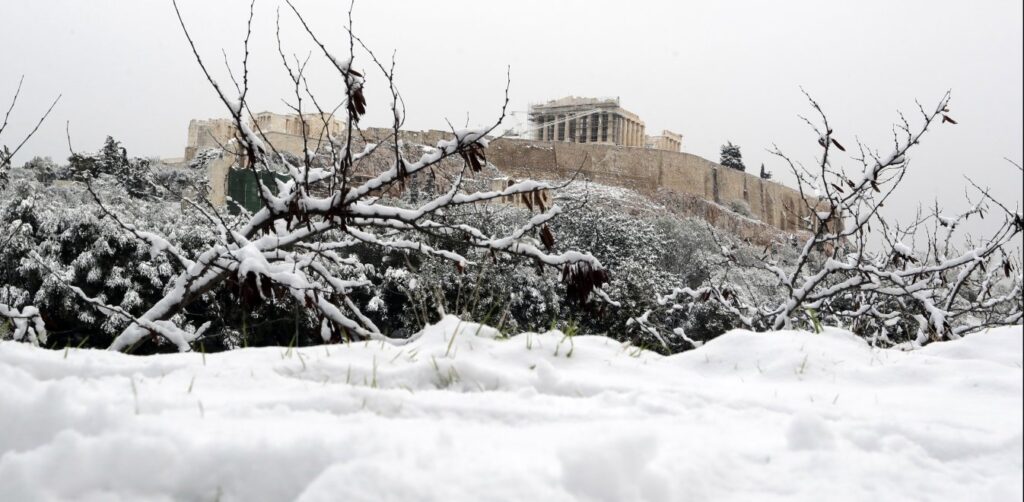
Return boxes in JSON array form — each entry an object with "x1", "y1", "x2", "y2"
[
  {"x1": 363, "y1": 128, "x2": 454, "y2": 148},
  {"x1": 187, "y1": 117, "x2": 828, "y2": 236},
  {"x1": 487, "y1": 138, "x2": 821, "y2": 233}
]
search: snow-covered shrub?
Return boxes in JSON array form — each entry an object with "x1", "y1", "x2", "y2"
[
  {"x1": 0, "y1": 173, "x2": 320, "y2": 351},
  {"x1": 1, "y1": 78, "x2": 59, "y2": 342},
  {"x1": 21, "y1": 156, "x2": 61, "y2": 185},
  {"x1": 342, "y1": 186, "x2": 746, "y2": 351},
  {"x1": 727, "y1": 199, "x2": 753, "y2": 218},
  {"x1": 68, "y1": 136, "x2": 154, "y2": 198},
  {"x1": 634, "y1": 92, "x2": 1023, "y2": 348},
  {"x1": 151, "y1": 163, "x2": 203, "y2": 198},
  {"x1": 0, "y1": 176, "x2": 211, "y2": 349}
]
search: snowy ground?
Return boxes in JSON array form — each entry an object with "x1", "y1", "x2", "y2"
[{"x1": 1, "y1": 318, "x2": 1021, "y2": 502}]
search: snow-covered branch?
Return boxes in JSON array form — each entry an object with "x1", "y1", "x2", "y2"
[
  {"x1": 644, "y1": 92, "x2": 1021, "y2": 347},
  {"x1": 55, "y1": 2, "x2": 606, "y2": 352}
]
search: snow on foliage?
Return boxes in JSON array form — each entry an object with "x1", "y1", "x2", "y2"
[
  {"x1": 0, "y1": 304, "x2": 45, "y2": 345},
  {"x1": 0, "y1": 3, "x2": 612, "y2": 354},
  {"x1": 0, "y1": 141, "x2": 832, "y2": 355},
  {"x1": 634, "y1": 92, "x2": 1022, "y2": 348},
  {"x1": 719, "y1": 141, "x2": 745, "y2": 171},
  {"x1": 1, "y1": 174, "x2": 218, "y2": 350}
]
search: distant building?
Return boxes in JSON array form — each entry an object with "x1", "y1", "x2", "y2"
[
  {"x1": 182, "y1": 112, "x2": 551, "y2": 213},
  {"x1": 183, "y1": 112, "x2": 345, "y2": 211},
  {"x1": 645, "y1": 130, "x2": 683, "y2": 153},
  {"x1": 528, "y1": 96, "x2": 647, "y2": 147},
  {"x1": 185, "y1": 112, "x2": 345, "y2": 163}
]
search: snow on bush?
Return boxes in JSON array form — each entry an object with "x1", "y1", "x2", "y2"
[
  {"x1": 0, "y1": 172, "x2": 226, "y2": 350},
  {"x1": 635, "y1": 92, "x2": 1023, "y2": 348},
  {"x1": 0, "y1": 159, "x2": 785, "y2": 353},
  {"x1": 42, "y1": 1, "x2": 616, "y2": 354}
]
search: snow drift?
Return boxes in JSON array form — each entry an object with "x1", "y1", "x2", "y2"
[{"x1": 1, "y1": 317, "x2": 1021, "y2": 501}]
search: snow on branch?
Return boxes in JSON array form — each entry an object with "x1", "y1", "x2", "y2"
[
  {"x1": 639, "y1": 92, "x2": 1021, "y2": 347},
  {"x1": 1, "y1": 77, "x2": 59, "y2": 346},
  {"x1": 48, "y1": 2, "x2": 607, "y2": 352},
  {"x1": 0, "y1": 303, "x2": 47, "y2": 346}
]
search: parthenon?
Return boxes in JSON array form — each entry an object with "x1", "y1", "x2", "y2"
[{"x1": 529, "y1": 96, "x2": 650, "y2": 148}]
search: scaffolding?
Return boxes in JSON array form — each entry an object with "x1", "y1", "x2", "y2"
[{"x1": 526, "y1": 96, "x2": 646, "y2": 147}]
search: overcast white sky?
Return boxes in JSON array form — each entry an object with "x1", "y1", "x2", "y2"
[{"x1": 3, "y1": 0, "x2": 1022, "y2": 226}]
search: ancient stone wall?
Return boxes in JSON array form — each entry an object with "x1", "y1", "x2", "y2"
[
  {"x1": 183, "y1": 114, "x2": 829, "y2": 236},
  {"x1": 195, "y1": 126, "x2": 487, "y2": 207},
  {"x1": 362, "y1": 128, "x2": 455, "y2": 148},
  {"x1": 185, "y1": 118, "x2": 238, "y2": 162},
  {"x1": 487, "y1": 138, "x2": 823, "y2": 233}
]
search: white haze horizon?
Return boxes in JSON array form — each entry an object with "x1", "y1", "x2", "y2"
[{"x1": 3, "y1": 0, "x2": 1022, "y2": 233}]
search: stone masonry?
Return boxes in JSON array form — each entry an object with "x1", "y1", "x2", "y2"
[
  {"x1": 184, "y1": 112, "x2": 345, "y2": 205},
  {"x1": 486, "y1": 138, "x2": 826, "y2": 234},
  {"x1": 182, "y1": 112, "x2": 825, "y2": 236}
]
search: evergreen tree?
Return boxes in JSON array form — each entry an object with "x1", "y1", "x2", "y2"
[
  {"x1": 21, "y1": 155, "x2": 56, "y2": 171},
  {"x1": 22, "y1": 156, "x2": 60, "y2": 184},
  {"x1": 719, "y1": 141, "x2": 745, "y2": 171},
  {"x1": 759, "y1": 163, "x2": 772, "y2": 180},
  {"x1": 68, "y1": 136, "x2": 152, "y2": 197}
]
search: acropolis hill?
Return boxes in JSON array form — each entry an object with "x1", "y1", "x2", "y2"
[{"x1": 183, "y1": 99, "x2": 827, "y2": 241}]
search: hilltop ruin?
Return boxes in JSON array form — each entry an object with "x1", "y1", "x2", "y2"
[{"x1": 182, "y1": 106, "x2": 829, "y2": 241}]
